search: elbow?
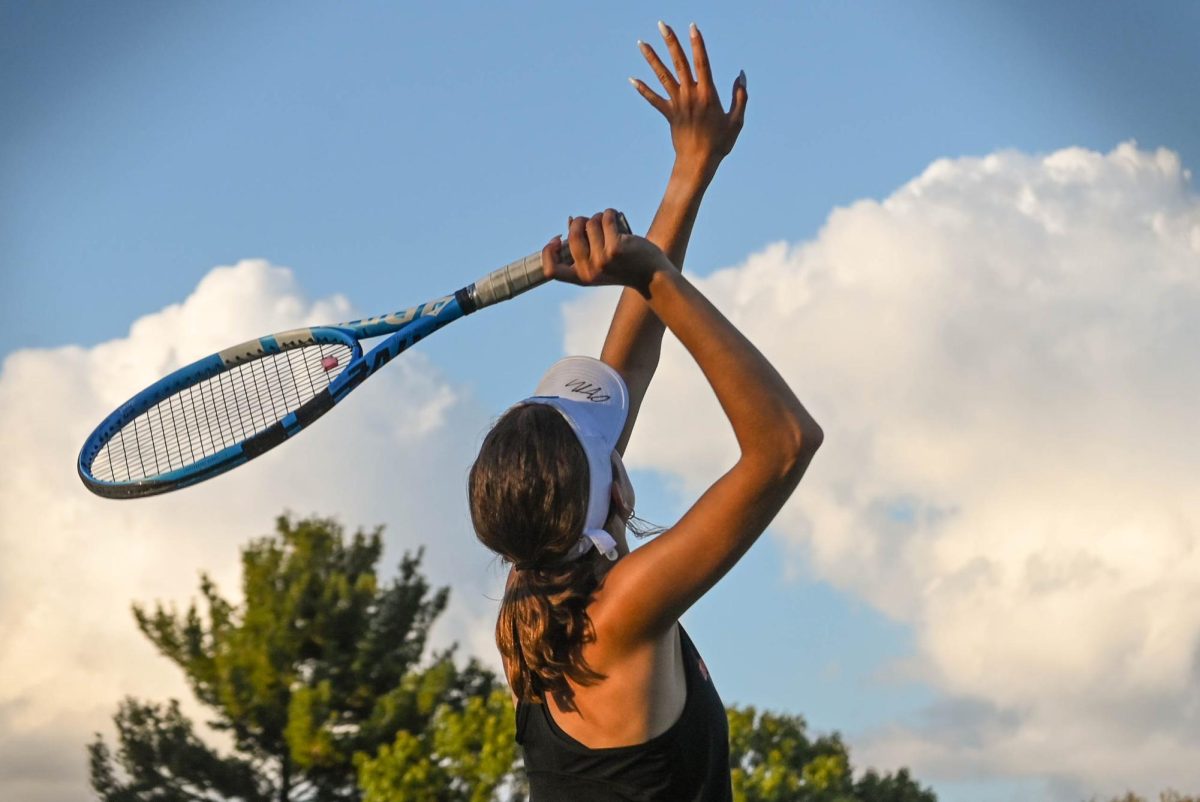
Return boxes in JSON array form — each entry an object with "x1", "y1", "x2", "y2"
[
  {"x1": 750, "y1": 417, "x2": 822, "y2": 483},
  {"x1": 799, "y1": 422, "x2": 824, "y2": 454},
  {"x1": 781, "y1": 407, "x2": 823, "y2": 455},
  {"x1": 781, "y1": 420, "x2": 823, "y2": 478}
]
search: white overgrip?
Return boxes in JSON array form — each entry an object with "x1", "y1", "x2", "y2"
[
  {"x1": 471, "y1": 249, "x2": 552, "y2": 308},
  {"x1": 469, "y1": 213, "x2": 631, "y2": 310}
]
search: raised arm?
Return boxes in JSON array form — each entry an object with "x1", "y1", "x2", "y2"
[
  {"x1": 599, "y1": 21, "x2": 748, "y2": 453},
  {"x1": 544, "y1": 212, "x2": 823, "y2": 648}
]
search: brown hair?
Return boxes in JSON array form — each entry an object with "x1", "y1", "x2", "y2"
[{"x1": 468, "y1": 403, "x2": 607, "y2": 709}]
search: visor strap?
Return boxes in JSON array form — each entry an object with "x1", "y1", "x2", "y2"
[{"x1": 561, "y1": 528, "x2": 619, "y2": 562}]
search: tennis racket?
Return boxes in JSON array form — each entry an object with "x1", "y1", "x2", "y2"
[{"x1": 78, "y1": 213, "x2": 631, "y2": 499}]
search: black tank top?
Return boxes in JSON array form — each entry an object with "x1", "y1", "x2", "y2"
[{"x1": 516, "y1": 625, "x2": 732, "y2": 801}]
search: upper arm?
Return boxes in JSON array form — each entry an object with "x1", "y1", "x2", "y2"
[{"x1": 591, "y1": 441, "x2": 821, "y2": 647}]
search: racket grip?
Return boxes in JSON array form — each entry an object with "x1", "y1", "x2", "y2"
[{"x1": 469, "y1": 212, "x2": 631, "y2": 309}]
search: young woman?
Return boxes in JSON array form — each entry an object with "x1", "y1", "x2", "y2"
[{"x1": 469, "y1": 23, "x2": 823, "y2": 800}]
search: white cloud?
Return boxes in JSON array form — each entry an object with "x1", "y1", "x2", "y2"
[
  {"x1": 8, "y1": 142, "x2": 1198, "y2": 801},
  {"x1": 0, "y1": 260, "x2": 505, "y2": 801},
  {"x1": 563, "y1": 142, "x2": 1200, "y2": 796}
]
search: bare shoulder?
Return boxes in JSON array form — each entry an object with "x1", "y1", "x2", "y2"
[
  {"x1": 583, "y1": 594, "x2": 683, "y2": 711},
  {"x1": 587, "y1": 565, "x2": 680, "y2": 665}
]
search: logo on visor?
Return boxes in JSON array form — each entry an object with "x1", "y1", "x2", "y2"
[{"x1": 564, "y1": 379, "x2": 610, "y2": 403}]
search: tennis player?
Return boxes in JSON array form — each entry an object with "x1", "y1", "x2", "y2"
[{"x1": 468, "y1": 23, "x2": 823, "y2": 800}]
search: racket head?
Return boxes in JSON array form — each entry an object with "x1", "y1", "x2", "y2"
[{"x1": 78, "y1": 326, "x2": 361, "y2": 498}]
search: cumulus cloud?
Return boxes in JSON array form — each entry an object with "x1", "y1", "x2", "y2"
[
  {"x1": 564, "y1": 142, "x2": 1200, "y2": 796},
  {"x1": 0, "y1": 260, "x2": 504, "y2": 801}
]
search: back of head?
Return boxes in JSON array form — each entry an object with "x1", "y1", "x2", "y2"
[
  {"x1": 469, "y1": 403, "x2": 606, "y2": 707},
  {"x1": 470, "y1": 403, "x2": 589, "y2": 566}
]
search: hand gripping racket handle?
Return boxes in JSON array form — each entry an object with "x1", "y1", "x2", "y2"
[{"x1": 468, "y1": 212, "x2": 631, "y2": 310}]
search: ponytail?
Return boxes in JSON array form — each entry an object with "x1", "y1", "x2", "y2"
[{"x1": 497, "y1": 560, "x2": 606, "y2": 708}]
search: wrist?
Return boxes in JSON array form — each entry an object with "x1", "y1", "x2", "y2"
[
  {"x1": 642, "y1": 260, "x2": 682, "y2": 302},
  {"x1": 668, "y1": 158, "x2": 718, "y2": 194}
]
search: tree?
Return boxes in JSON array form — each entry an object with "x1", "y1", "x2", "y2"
[
  {"x1": 88, "y1": 513, "x2": 935, "y2": 801},
  {"x1": 356, "y1": 687, "x2": 522, "y2": 802},
  {"x1": 727, "y1": 706, "x2": 936, "y2": 802},
  {"x1": 88, "y1": 698, "x2": 268, "y2": 802},
  {"x1": 89, "y1": 514, "x2": 502, "y2": 802}
]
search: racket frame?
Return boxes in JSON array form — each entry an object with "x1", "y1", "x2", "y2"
[
  {"x1": 78, "y1": 297, "x2": 465, "y2": 498},
  {"x1": 78, "y1": 212, "x2": 630, "y2": 499}
]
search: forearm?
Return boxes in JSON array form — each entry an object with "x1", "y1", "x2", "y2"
[
  {"x1": 643, "y1": 268, "x2": 822, "y2": 463},
  {"x1": 601, "y1": 164, "x2": 711, "y2": 452}
]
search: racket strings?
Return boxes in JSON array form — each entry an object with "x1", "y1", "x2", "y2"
[{"x1": 89, "y1": 343, "x2": 352, "y2": 483}]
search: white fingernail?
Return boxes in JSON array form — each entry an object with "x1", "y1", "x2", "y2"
[
  {"x1": 658, "y1": 20, "x2": 669, "y2": 37},
  {"x1": 689, "y1": 22, "x2": 697, "y2": 36},
  {"x1": 636, "y1": 39, "x2": 644, "y2": 47},
  {"x1": 628, "y1": 77, "x2": 638, "y2": 87}
]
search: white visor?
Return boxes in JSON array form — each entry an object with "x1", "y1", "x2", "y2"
[{"x1": 522, "y1": 356, "x2": 629, "y2": 563}]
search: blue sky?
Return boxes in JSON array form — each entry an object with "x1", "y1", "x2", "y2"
[
  {"x1": 3, "y1": 3, "x2": 1198, "y2": 801},
  {"x1": 6, "y1": 1, "x2": 1196, "y2": 356}
]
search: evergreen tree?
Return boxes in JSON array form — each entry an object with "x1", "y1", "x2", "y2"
[
  {"x1": 727, "y1": 706, "x2": 936, "y2": 802},
  {"x1": 356, "y1": 687, "x2": 522, "y2": 802},
  {"x1": 89, "y1": 514, "x2": 498, "y2": 802}
]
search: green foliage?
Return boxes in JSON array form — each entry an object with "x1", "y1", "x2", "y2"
[
  {"x1": 87, "y1": 698, "x2": 268, "y2": 802},
  {"x1": 431, "y1": 688, "x2": 521, "y2": 800},
  {"x1": 356, "y1": 688, "x2": 520, "y2": 802},
  {"x1": 356, "y1": 730, "x2": 442, "y2": 802},
  {"x1": 87, "y1": 512, "x2": 936, "y2": 802},
  {"x1": 89, "y1": 514, "x2": 502, "y2": 802},
  {"x1": 727, "y1": 706, "x2": 936, "y2": 802}
]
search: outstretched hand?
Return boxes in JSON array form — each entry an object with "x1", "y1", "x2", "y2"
[
  {"x1": 630, "y1": 21, "x2": 748, "y2": 180},
  {"x1": 541, "y1": 210, "x2": 676, "y2": 296}
]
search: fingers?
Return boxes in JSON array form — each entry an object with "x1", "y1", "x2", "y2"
[
  {"x1": 657, "y1": 20, "x2": 694, "y2": 88},
  {"x1": 688, "y1": 23, "x2": 718, "y2": 97},
  {"x1": 628, "y1": 76, "x2": 670, "y2": 117},
  {"x1": 551, "y1": 211, "x2": 628, "y2": 286},
  {"x1": 638, "y1": 39, "x2": 678, "y2": 99},
  {"x1": 729, "y1": 70, "x2": 748, "y2": 131},
  {"x1": 566, "y1": 215, "x2": 591, "y2": 273},
  {"x1": 541, "y1": 236, "x2": 570, "y2": 282},
  {"x1": 601, "y1": 208, "x2": 623, "y2": 257},
  {"x1": 585, "y1": 212, "x2": 606, "y2": 262}
]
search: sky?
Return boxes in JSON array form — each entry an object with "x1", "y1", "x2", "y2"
[{"x1": 2, "y1": 2, "x2": 1198, "y2": 801}]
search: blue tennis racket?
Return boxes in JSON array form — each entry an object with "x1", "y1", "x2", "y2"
[{"x1": 78, "y1": 213, "x2": 630, "y2": 499}]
